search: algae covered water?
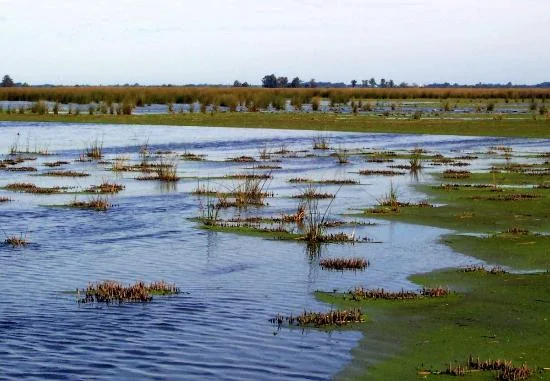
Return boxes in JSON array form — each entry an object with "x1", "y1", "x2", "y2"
[{"x1": 1, "y1": 121, "x2": 548, "y2": 380}]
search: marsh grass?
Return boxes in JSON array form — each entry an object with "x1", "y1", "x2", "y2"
[
  {"x1": 69, "y1": 196, "x2": 111, "y2": 211},
  {"x1": 85, "y1": 138, "x2": 104, "y2": 159},
  {"x1": 319, "y1": 257, "x2": 369, "y2": 271},
  {"x1": 348, "y1": 286, "x2": 450, "y2": 301},
  {"x1": 271, "y1": 309, "x2": 364, "y2": 328},
  {"x1": 3, "y1": 183, "x2": 66, "y2": 194},
  {"x1": 359, "y1": 169, "x2": 406, "y2": 176},
  {"x1": 85, "y1": 182, "x2": 125, "y2": 194},
  {"x1": 312, "y1": 135, "x2": 330, "y2": 150},
  {"x1": 2, "y1": 230, "x2": 29, "y2": 247},
  {"x1": 441, "y1": 356, "x2": 532, "y2": 380},
  {"x1": 43, "y1": 170, "x2": 90, "y2": 177},
  {"x1": 77, "y1": 280, "x2": 180, "y2": 304}
]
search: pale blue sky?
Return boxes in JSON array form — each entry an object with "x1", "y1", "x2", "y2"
[{"x1": 1, "y1": 0, "x2": 548, "y2": 85}]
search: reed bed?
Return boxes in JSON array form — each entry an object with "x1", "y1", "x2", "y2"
[
  {"x1": 312, "y1": 136, "x2": 330, "y2": 150},
  {"x1": 180, "y1": 152, "x2": 205, "y2": 161},
  {"x1": 319, "y1": 257, "x2": 369, "y2": 271},
  {"x1": 293, "y1": 186, "x2": 335, "y2": 200},
  {"x1": 473, "y1": 193, "x2": 539, "y2": 201},
  {"x1": 225, "y1": 173, "x2": 272, "y2": 180},
  {"x1": 289, "y1": 178, "x2": 311, "y2": 183},
  {"x1": 2, "y1": 87, "x2": 549, "y2": 107},
  {"x1": 270, "y1": 309, "x2": 364, "y2": 327},
  {"x1": 69, "y1": 196, "x2": 111, "y2": 211},
  {"x1": 443, "y1": 356, "x2": 532, "y2": 381},
  {"x1": 359, "y1": 169, "x2": 406, "y2": 176},
  {"x1": 442, "y1": 170, "x2": 471, "y2": 179},
  {"x1": 85, "y1": 182, "x2": 125, "y2": 194},
  {"x1": 43, "y1": 170, "x2": 90, "y2": 177},
  {"x1": 459, "y1": 265, "x2": 507, "y2": 274},
  {"x1": 0, "y1": 197, "x2": 11, "y2": 203},
  {"x1": 43, "y1": 160, "x2": 70, "y2": 167},
  {"x1": 85, "y1": 138, "x2": 104, "y2": 159},
  {"x1": 318, "y1": 179, "x2": 359, "y2": 185},
  {"x1": 348, "y1": 286, "x2": 450, "y2": 301},
  {"x1": 226, "y1": 155, "x2": 256, "y2": 163},
  {"x1": 3, "y1": 183, "x2": 65, "y2": 194},
  {"x1": 5, "y1": 166, "x2": 37, "y2": 172},
  {"x1": 77, "y1": 280, "x2": 180, "y2": 304}
]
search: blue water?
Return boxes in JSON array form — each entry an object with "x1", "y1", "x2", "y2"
[{"x1": 1, "y1": 122, "x2": 548, "y2": 380}]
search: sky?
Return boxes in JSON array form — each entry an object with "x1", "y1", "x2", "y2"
[{"x1": 1, "y1": 0, "x2": 548, "y2": 85}]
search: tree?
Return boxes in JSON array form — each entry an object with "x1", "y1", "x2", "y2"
[
  {"x1": 290, "y1": 77, "x2": 302, "y2": 88},
  {"x1": 361, "y1": 80, "x2": 369, "y2": 88},
  {"x1": 379, "y1": 78, "x2": 387, "y2": 88},
  {"x1": 1, "y1": 75, "x2": 14, "y2": 87},
  {"x1": 241, "y1": 82, "x2": 249, "y2": 87},
  {"x1": 233, "y1": 80, "x2": 242, "y2": 87},
  {"x1": 388, "y1": 79, "x2": 395, "y2": 88},
  {"x1": 368, "y1": 78, "x2": 377, "y2": 88},
  {"x1": 308, "y1": 78, "x2": 317, "y2": 88},
  {"x1": 351, "y1": 79, "x2": 357, "y2": 88},
  {"x1": 262, "y1": 74, "x2": 277, "y2": 88},
  {"x1": 276, "y1": 76, "x2": 288, "y2": 88}
]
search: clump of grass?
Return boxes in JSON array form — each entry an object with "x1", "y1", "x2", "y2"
[
  {"x1": 43, "y1": 171, "x2": 90, "y2": 177},
  {"x1": 225, "y1": 173, "x2": 272, "y2": 180},
  {"x1": 359, "y1": 169, "x2": 406, "y2": 176},
  {"x1": 459, "y1": 265, "x2": 507, "y2": 274},
  {"x1": 312, "y1": 135, "x2": 330, "y2": 150},
  {"x1": 5, "y1": 166, "x2": 37, "y2": 172},
  {"x1": 226, "y1": 155, "x2": 256, "y2": 163},
  {"x1": 349, "y1": 286, "x2": 450, "y2": 301},
  {"x1": 319, "y1": 257, "x2": 369, "y2": 271},
  {"x1": 289, "y1": 177, "x2": 311, "y2": 183},
  {"x1": 442, "y1": 170, "x2": 471, "y2": 179},
  {"x1": 318, "y1": 179, "x2": 359, "y2": 185},
  {"x1": 270, "y1": 309, "x2": 364, "y2": 327},
  {"x1": 136, "y1": 158, "x2": 179, "y2": 181},
  {"x1": 409, "y1": 152, "x2": 423, "y2": 171},
  {"x1": 85, "y1": 182, "x2": 125, "y2": 194},
  {"x1": 77, "y1": 280, "x2": 180, "y2": 304},
  {"x1": 377, "y1": 182, "x2": 400, "y2": 209},
  {"x1": 3, "y1": 183, "x2": 65, "y2": 194},
  {"x1": 69, "y1": 196, "x2": 111, "y2": 211},
  {"x1": 505, "y1": 226, "x2": 529, "y2": 235},
  {"x1": 85, "y1": 138, "x2": 104, "y2": 159},
  {"x1": 43, "y1": 161, "x2": 69, "y2": 168},
  {"x1": 441, "y1": 356, "x2": 532, "y2": 381},
  {"x1": 293, "y1": 185, "x2": 335, "y2": 200},
  {"x1": 3, "y1": 232, "x2": 28, "y2": 247},
  {"x1": 180, "y1": 151, "x2": 205, "y2": 161},
  {"x1": 0, "y1": 197, "x2": 11, "y2": 203},
  {"x1": 334, "y1": 147, "x2": 349, "y2": 164}
]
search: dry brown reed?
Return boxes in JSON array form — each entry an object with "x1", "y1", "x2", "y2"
[
  {"x1": 319, "y1": 257, "x2": 369, "y2": 271},
  {"x1": 4, "y1": 183, "x2": 65, "y2": 194},
  {"x1": 43, "y1": 171, "x2": 90, "y2": 177},
  {"x1": 69, "y1": 196, "x2": 111, "y2": 211},
  {"x1": 78, "y1": 280, "x2": 180, "y2": 303}
]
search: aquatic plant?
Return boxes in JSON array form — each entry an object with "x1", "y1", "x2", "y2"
[
  {"x1": 0, "y1": 197, "x2": 11, "y2": 203},
  {"x1": 459, "y1": 265, "x2": 507, "y2": 274},
  {"x1": 2, "y1": 231, "x2": 28, "y2": 247},
  {"x1": 43, "y1": 161, "x2": 69, "y2": 168},
  {"x1": 77, "y1": 280, "x2": 180, "y2": 304},
  {"x1": 293, "y1": 185, "x2": 335, "y2": 200},
  {"x1": 442, "y1": 356, "x2": 532, "y2": 381},
  {"x1": 270, "y1": 309, "x2": 364, "y2": 327},
  {"x1": 359, "y1": 169, "x2": 406, "y2": 176},
  {"x1": 442, "y1": 170, "x2": 471, "y2": 179},
  {"x1": 348, "y1": 286, "x2": 450, "y2": 301},
  {"x1": 85, "y1": 182, "x2": 125, "y2": 194},
  {"x1": 334, "y1": 147, "x2": 349, "y2": 164},
  {"x1": 43, "y1": 170, "x2": 90, "y2": 177},
  {"x1": 319, "y1": 257, "x2": 369, "y2": 271},
  {"x1": 312, "y1": 135, "x2": 330, "y2": 150},
  {"x1": 85, "y1": 137, "x2": 104, "y2": 159},
  {"x1": 69, "y1": 196, "x2": 111, "y2": 211},
  {"x1": 226, "y1": 155, "x2": 256, "y2": 163},
  {"x1": 3, "y1": 183, "x2": 65, "y2": 194}
]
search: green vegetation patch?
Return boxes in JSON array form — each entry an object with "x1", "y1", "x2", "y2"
[{"x1": 317, "y1": 270, "x2": 550, "y2": 381}]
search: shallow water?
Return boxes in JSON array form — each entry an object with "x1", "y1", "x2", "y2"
[{"x1": 1, "y1": 122, "x2": 549, "y2": 380}]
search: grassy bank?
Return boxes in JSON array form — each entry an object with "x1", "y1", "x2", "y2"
[
  {"x1": 1, "y1": 113, "x2": 550, "y2": 138},
  {"x1": 322, "y1": 158, "x2": 550, "y2": 379},
  {"x1": 319, "y1": 270, "x2": 550, "y2": 380}
]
